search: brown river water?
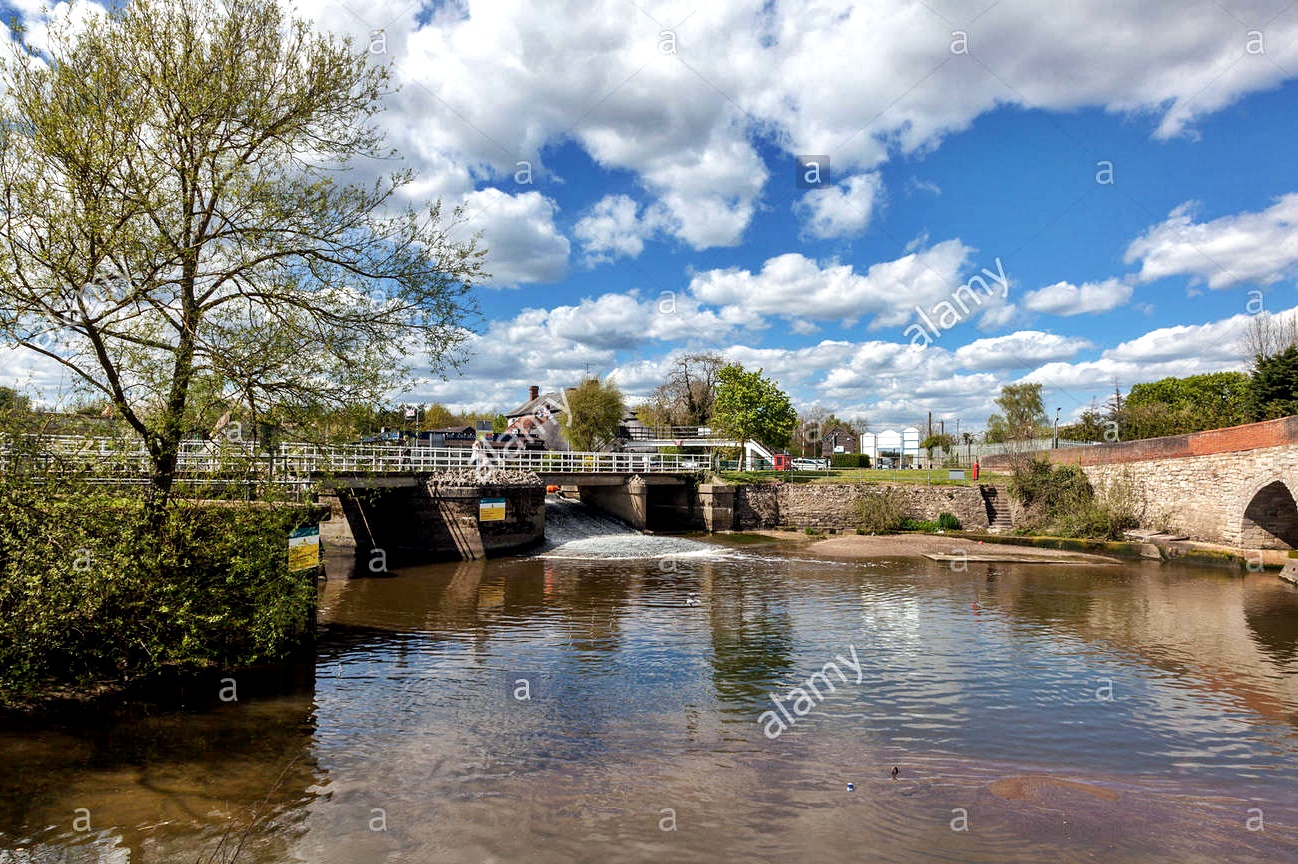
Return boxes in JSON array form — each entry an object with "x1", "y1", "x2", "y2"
[{"x1": 3, "y1": 503, "x2": 1298, "y2": 863}]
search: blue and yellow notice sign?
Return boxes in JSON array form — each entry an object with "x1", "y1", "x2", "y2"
[
  {"x1": 479, "y1": 497, "x2": 507, "y2": 522},
  {"x1": 288, "y1": 525, "x2": 321, "y2": 571}
]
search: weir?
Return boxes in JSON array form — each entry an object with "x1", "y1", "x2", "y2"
[{"x1": 322, "y1": 479, "x2": 546, "y2": 565}]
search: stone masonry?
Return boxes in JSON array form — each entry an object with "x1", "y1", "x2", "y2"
[
  {"x1": 733, "y1": 483, "x2": 993, "y2": 531},
  {"x1": 979, "y1": 416, "x2": 1298, "y2": 548},
  {"x1": 1079, "y1": 448, "x2": 1298, "y2": 547}
]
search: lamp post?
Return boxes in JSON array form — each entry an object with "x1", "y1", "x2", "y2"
[{"x1": 1053, "y1": 407, "x2": 1061, "y2": 449}]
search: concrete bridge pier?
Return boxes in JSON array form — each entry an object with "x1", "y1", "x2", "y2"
[
  {"x1": 319, "y1": 478, "x2": 545, "y2": 565},
  {"x1": 698, "y1": 483, "x2": 734, "y2": 532},
  {"x1": 572, "y1": 475, "x2": 709, "y2": 532},
  {"x1": 579, "y1": 477, "x2": 649, "y2": 529}
]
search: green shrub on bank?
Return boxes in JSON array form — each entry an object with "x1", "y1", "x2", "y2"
[
  {"x1": 899, "y1": 518, "x2": 939, "y2": 531},
  {"x1": 0, "y1": 477, "x2": 318, "y2": 705},
  {"x1": 1008, "y1": 458, "x2": 1139, "y2": 540},
  {"x1": 829, "y1": 453, "x2": 870, "y2": 468},
  {"x1": 894, "y1": 512, "x2": 962, "y2": 532},
  {"x1": 857, "y1": 489, "x2": 906, "y2": 532}
]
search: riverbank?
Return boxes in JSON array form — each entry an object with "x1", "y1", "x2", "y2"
[
  {"x1": 725, "y1": 528, "x2": 1298, "y2": 571},
  {"x1": 0, "y1": 487, "x2": 324, "y2": 710},
  {"x1": 738, "y1": 530, "x2": 1123, "y2": 564}
]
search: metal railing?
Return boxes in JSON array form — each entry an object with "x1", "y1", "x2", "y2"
[
  {"x1": 928, "y1": 437, "x2": 1095, "y2": 465},
  {"x1": 0, "y1": 436, "x2": 710, "y2": 477},
  {"x1": 620, "y1": 425, "x2": 720, "y2": 441}
]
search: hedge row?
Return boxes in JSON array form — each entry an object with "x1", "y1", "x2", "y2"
[{"x1": 0, "y1": 479, "x2": 318, "y2": 706}]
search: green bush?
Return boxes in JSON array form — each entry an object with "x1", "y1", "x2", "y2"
[
  {"x1": 938, "y1": 512, "x2": 961, "y2": 530},
  {"x1": 1007, "y1": 458, "x2": 1138, "y2": 540},
  {"x1": 899, "y1": 518, "x2": 940, "y2": 531},
  {"x1": 830, "y1": 453, "x2": 869, "y2": 468},
  {"x1": 0, "y1": 476, "x2": 318, "y2": 705},
  {"x1": 857, "y1": 489, "x2": 907, "y2": 532}
]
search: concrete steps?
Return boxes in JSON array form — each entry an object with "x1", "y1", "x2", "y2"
[{"x1": 980, "y1": 485, "x2": 1015, "y2": 533}]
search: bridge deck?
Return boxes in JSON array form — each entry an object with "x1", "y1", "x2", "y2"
[{"x1": 1, "y1": 437, "x2": 709, "y2": 478}]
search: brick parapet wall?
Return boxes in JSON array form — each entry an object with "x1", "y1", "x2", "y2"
[{"x1": 980, "y1": 416, "x2": 1298, "y2": 471}]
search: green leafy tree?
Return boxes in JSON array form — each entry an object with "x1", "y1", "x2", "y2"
[
  {"x1": 985, "y1": 383, "x2": 1048, "y2": 443},
  {"x1": 919, "y1": 432, "x2": 954, "y2": 462},
  {"x1": 794, "y1": 406, "x2": 829, "y2": 457},
  {"x1": 420, "y1": 403, "x2": 459, "y2": 429},
  {"x1": 0, "y1": 386, "x2": 31, "y2": 417},
  {"x1": 561, "y1": 378, "x2": 625, "y2": 451},
  {"x1": 1058, "y1": 407, "x2": 1110, "y2": 442},
  {"x1": 820, "y1": 414, "x2": 859, "y2": 436},
  {"x1": 492, "y1": 413, "x2": 509, "y2": 433},
  {"x1": 1250, "y1": 346, "x2": 1298, "y2": 420},
  {"x1": 1121, "y1": 372, "x2": 1252, "y2": 437},
  {"x1": 0, "y1": 0, "x2": 483, "y2": 516},
  {"x1": 712, "y1": 365, "x2": 798, "y2": 454}
]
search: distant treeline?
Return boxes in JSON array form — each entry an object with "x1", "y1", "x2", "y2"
[{"x1": 1059, "y1": 365, "x2": 1295, "y2": 443}]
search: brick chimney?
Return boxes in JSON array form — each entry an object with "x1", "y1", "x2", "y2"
[{"x1": 529, "y1": 385, "x2": 540, "y2": 402}]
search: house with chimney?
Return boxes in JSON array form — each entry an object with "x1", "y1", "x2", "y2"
[
  {"x1": 821, "y1": 424, "x2": 859, "y2": 457},
  {"x1": 502, "y1": 385, "x2": 570, "y2": 450}
]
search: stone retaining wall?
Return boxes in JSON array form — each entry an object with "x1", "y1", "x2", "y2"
[
  {"x1": 1078, "y1": 448, "x2": 1298, "y2": 547},
  {"x1": 973, "y1": 418, "x2": 1298, "y2": 547},
  {"x1": 732, "y1": 483, "x2": 994, "y2": 531}
]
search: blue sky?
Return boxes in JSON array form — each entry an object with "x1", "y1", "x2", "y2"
[{"x1": 4, "y1": 0, "x2": 1298, "y2": 429}]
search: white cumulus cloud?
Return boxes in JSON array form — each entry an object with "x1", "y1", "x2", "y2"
[
  {"x1": 687, "y1": 240, "x2": 974, "y2": 329},
  {"x1": 457, "y1": 189, "x2": 570, "y2": 287},
  {"x1": 795, "y1": 173, "x2": 884, "y2": 239},
  {"x1": 1125, "y1": 195, "x2": 1298, "y2": 289},
  {"x1": 954, "y1": 331, "x2": 1092, "y2": 370},
  {"x1": 573, "y1": 195, "x2": 667, "y2": 264},
  {"x1": 1022, "y1": 279, "x2": 1134, "y2": 315}
]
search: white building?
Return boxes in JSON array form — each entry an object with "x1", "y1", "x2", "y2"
[{"x1": 860, "y1": 427, "x2": 921, "y2": 466}]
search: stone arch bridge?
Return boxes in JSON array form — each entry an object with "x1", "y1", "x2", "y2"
[{"x1": 983, "y1": 417, "x2": 1298, "y2": 549}]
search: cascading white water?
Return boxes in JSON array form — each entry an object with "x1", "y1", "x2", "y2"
[{"x1": 541, "y1": 496, "x2": 729, "y2": 561}]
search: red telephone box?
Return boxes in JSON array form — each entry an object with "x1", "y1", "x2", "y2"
[{"x1": 772, "y1": 453, "x2": 793, "y2": 471}]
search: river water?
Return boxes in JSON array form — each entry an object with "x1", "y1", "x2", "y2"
[{"x1": 3, "y1": 500, "x2": 1298, "y2": 862}]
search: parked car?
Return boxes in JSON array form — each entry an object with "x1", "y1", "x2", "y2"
[{"x1": 791, "y1": 457, "x2": 828, "y2": 470}]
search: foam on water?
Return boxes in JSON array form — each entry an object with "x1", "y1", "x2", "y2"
[{"x1": 540, "y1": 496, "x2": 731, "y2": 561}]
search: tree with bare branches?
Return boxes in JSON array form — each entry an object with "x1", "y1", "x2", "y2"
[
  {"x1": 0, "y1": 0, "x2": 483, "y2": 515},
  {"x1": 641, "y1": 352, "x2": 726, "y2": 427}
]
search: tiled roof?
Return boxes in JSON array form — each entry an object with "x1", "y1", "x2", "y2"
[{"x1": 507, "y1": 392, "x2": 565, "y2": 418}]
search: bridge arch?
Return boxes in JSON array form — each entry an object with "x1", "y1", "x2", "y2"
[{"x1": 1238, "y1": 479, "x2": 1298, "y2": 549}]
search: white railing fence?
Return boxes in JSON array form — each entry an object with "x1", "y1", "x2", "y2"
[{"x1": 0, "y1": 436, "x2": 710, "y2": 477}]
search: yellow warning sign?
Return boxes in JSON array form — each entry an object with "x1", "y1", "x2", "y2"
[
  {"x1": 479, "y1": 497, "x2": 506, "y2": 522},
  {"x1": 288, "y1": 525, "x2": 321, "y2": 571}
]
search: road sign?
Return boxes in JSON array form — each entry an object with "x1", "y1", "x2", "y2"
[{"x1": 288, "y1": 525, "x2": 321, "y2": 571}]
